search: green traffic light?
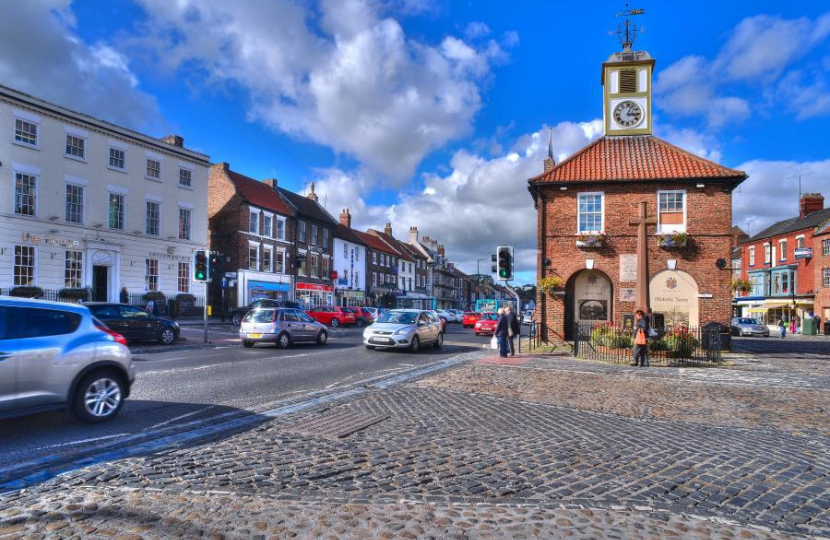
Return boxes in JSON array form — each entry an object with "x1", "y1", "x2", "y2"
[{"x1": 195, "y1": 271, "x2": 205, "y2": 280}]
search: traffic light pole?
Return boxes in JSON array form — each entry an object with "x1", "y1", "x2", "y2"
[
  {"x1": 502, "y1": 280, "x2": 522, "y2": 354},
  {"x1": 203, "y1": 281, "x2": 209, "y2": 343}
]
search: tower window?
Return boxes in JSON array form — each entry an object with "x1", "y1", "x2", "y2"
[{"x1": 619, "y1": 69, "x2": 637, "y2": 93}]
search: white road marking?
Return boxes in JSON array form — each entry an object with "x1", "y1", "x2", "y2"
[
  {"x1": 39, "y1": 432, "x2": 130, "y2": 450},
  {"x1": 145, "y1": 406, "x2": 218, "y2": 430}
]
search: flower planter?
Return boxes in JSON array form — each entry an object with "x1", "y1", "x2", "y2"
[
  {"x1": 576, "y1": 234, "x2": 606, "y2": 249},
  {"x1": 576, "y1": 240, "x2": 604, "y2": 249},
  {"x1": 657, "y1": 233, "x2": 689, "y2": 249}
]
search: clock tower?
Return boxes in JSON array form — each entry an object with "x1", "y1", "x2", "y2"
[{"x1": 602, "y1": 48, "x2": 654, "y2": 136}]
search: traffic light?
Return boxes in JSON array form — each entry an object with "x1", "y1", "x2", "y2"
[
  {"x1": 209, "y1": 252, "x2": 223, "y2": 279},
  {"x1": 193, "y1": 250, "x2": 209, "y2": 282},
  {"x1": 496, "y1": 246, "x2": 513, "y2": 281}
]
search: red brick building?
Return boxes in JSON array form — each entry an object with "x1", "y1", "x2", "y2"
[
  {"x1": 528, "y1": 46, "x2": 746, "y2": 342},
  {"x1": 736, "y1": 194, "x2": 828, "y2": 330},
  {"x1": 815, "y1": 219, "x2": 830, "y2": 334}
]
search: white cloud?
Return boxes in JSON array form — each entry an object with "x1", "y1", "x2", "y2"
[
  {"x1": 0, "y1": 0, "x2": 161, "y2": 131},
  {"x1": 128, "y1": 0, "x2": 514, "y2": 184},
  {"x1": 733, "y1": 159, "x2": 830, "y2": 236}
]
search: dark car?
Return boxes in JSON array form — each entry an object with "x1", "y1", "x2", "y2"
[
  {"x1": 229, "y1": 299, "x2": 300, "y2": 326},
  {"x1": 85, "y1": 303, "x2": 180, "y2": 345}
]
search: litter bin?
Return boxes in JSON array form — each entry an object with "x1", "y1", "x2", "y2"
[
  {"x1": 802, "y1": 317, "x2": 817, "y2": 336},
  {"x1": 703, "y1": 322, "x2": 731, "y2": 352}
]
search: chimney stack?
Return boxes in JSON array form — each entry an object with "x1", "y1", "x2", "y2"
[
  {"x1": 384, "y1": 222, "x2": 392, "y2": 236},
  {"x1": 262, "y1": 178, "x2": 279, "y2": 191},
  {"x1": 307, "y1": 182, "x2": 319, "y2": 202},
  {"x1": 216, "y1": 162, "x2": 230, "y2": 171},
  {"x1": 409, "y1": 226, "x2": 419, "y2": 243},
  {"x1": 339, "y1": 208, "x2": 352, "y2": 228},
  {"x1": 161, "y1": 135, "x2": 184, "y2": 147},
  {"x1": 438, "y1": 244, "x2": 445, "y2": 256},
  {"x1": 799, "y1": 193, "x2": 824, "y2": 218}
]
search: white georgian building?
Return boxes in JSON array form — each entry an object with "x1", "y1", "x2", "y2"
[
  {"x1": 334, "y1": 209, "x2": 367, "y2": 306},
  {"x1": 0, "y1": 84, "x2": 210, "y2": 303}
]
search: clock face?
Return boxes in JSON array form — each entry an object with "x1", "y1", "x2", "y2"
[{"x1": 613, "y1": 101, "x2": 643, "y2": 128}]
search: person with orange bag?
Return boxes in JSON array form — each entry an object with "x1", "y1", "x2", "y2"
[{"x1": 630, "y1": 309, "x2": 650, "y2": 367}]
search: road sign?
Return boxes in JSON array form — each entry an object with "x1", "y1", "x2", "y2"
[{"x1": 224, "y1": 272, "x2": 238, "y2": 278}]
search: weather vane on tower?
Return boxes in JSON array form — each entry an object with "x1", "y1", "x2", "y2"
[{"x1": 610, "y1": 3, "x2": 645, "y2": 51}]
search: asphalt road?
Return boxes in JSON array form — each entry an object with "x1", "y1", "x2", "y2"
[{"x1": 0, "y1": 323, "x2": 488, "y2": 470}]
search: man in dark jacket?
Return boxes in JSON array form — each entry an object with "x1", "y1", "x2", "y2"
[
  {"x1": 505, "y1": 306, "x2": 521, "y2": 356},
  {"x1": 631, "y1": 309, "x2": 650, "y2": 367},
  {"x1": 494, "y1": 308, "x2": 509, "y2": 358},
  {"x1": 119, "y1": 287, "x2": 129, "y2": 304}
]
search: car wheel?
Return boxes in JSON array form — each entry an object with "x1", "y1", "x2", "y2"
[
  {"x1": 232, "y1": 313, "x2": 242, "y2": 326},
  {"x1": 243, "y1": 340, "x2": 254, "y2": 348},
  {"x1": 159, "y1": 327, "x2": 176, "y2": 345},
  {"x1": 738, "y1": 329, "x2": 744, "y2": 337},
  {"x1": 331, "y1": 318, "x2": 340, "y2": 328},
  {"x1": 317, "y1": 330, "x2": 328, "y2": 345},
  {"x1": 433, "y1": 332, "x2": 443, "y2": 349},
  {"x1": 71, "y1": 371, "x2": 125, "y2": 423},
  {"x1": 277, "y1": 332, "x2": 291, "y2": 349},
  {"x1": 356, "y1": 319, "x2": 365, "y2": 327},
  {"x1": 410, "y1": 335, "x2": 420, "y2": 353}
]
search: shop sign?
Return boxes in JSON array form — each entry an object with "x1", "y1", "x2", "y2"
[
  {"x1": 22, "y1": 232, "x2": 80, "y2": 247},
  {"x1": 330, "y1": 271, "x2": 338, "y2": 280},
  {"x1": 337, "y1": 277, "x2": 348, "y2": 285},
  {"x1": 794, "y1": 248, "x2": 812, "y2": 259},
  {"x1": 149, "y1": 250, "x2": 191, "y2": 261},
  {"x1": 225, "y1": 272, "x2": 238, "y2": 278},
  {"x1": 297, "y1": 282, "x2": 333, "y2": 292}
]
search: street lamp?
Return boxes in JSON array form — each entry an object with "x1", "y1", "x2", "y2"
[{"x1": 476, "y1": 258, "x2": 486, "y2": 280}]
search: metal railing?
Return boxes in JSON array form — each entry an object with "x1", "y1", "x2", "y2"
[
  {"x1": 1, "y1": 288, "x2": 205, "y2": 319},
  {"x1": 573, "y1": 322, "x2": 722, "y2": 366}
]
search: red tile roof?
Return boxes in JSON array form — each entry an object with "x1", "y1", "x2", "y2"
[
  {"x1": 367, "y1": 230, "x2": 416, "y2": 262},
  {"x1": 353, "y1": 230, "x2": 399, "y2": 256},
  {"x1": 530, "y1": 135, "x2": 747, "y2": 184},
  {"x1": 227, "y1": 170, "x2": 294, "y2": 216}
]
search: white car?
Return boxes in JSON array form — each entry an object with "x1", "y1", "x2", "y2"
[
  {"x1": 363, "y1": 309, "x2": 443, "y2": 352},
  {"x1": 438, "y1": 309, "x2": 461, "y2": 323}
]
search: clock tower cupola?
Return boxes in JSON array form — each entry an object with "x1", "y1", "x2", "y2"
[{"x1": 602, "y1": 7, "x2": 654, "y2": 136}]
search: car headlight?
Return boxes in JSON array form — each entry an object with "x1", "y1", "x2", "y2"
[
  {"x1": 363, "y1": 328, "x2": 372, "y2": 338},
  {"x1": 393, "y1": 327, "x2": 411, "y2": 336}
]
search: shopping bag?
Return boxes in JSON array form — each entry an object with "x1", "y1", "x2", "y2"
[
  {"x1": 490, "y1": 336, "x2": 498, "y2": 350},
  {"x1": 648, "y1": 327, "x2": 658, "y2": 338},
  {"x1": 635, "y1": 329, "x2": 647, "y2": 345}
]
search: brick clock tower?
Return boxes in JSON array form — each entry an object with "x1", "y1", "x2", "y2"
[{"x1": 528, "y1": 38, "x2": 747, "y2": 343}]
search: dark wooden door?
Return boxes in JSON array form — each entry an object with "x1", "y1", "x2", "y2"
[{"x1": 92, "y1": 266, "x2": 108, "y2": 302}]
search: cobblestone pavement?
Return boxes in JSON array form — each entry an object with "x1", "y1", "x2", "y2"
[{"x1": 1, "y1": 341, "x2": 828, "y2": 539}]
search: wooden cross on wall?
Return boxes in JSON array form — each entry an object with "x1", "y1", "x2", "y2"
[{"x1": 628, "y1": 201, "x2": 658, "y2": 313}]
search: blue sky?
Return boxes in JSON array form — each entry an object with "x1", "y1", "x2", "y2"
[{"x1": 3, "y1": 1, "x2": 829, "y2": 284}]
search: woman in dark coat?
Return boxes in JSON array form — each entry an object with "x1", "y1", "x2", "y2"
[{"x1": 495, "y1": 308, "x2": 509, "y2": 358}]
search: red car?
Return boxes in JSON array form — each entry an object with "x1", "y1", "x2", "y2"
[
  {"x1": 474, "y1": 312, "x2": 499, "y2": 335},
  {"x1": 462, "y1": 312, "x2": 481, "y2": 328},
  {"x1": 305, "y1": 306, "x2": 356, "y2": 327},
  {"x1": 347, "y1": 307, "x2": 375, "y2": 327}
]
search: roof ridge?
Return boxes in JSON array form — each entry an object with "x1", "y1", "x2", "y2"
[{"x1": 528, "y1": 136, "x2": 606, "y2": 182}]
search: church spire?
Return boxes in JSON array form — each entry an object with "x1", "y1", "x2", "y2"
[{"x1": 543, "y1": 127, "x2": 555, "y2": 172}]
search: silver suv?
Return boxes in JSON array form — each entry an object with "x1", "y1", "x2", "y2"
[{"x1": 0, "y1": 297, "x2": 135, "y2": 423}]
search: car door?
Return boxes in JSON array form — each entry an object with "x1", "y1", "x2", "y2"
[
  {"x1": 427, "y1": 312, "x2": 440, "y2": 342},
  {"x1": 296, "y1": 310, "x2": 320, "y2": 340},
  {"x1": 416, "y1": 312, "x2": 432, "y2": 344},
  {"x1": 89, "y1": 304, "x2": 126, "y2": 337},
  {"x1": 281, "y1": 309, "x2": 305, "y2": 341},
  {"x1": 0, "y1": 307, "x2": 18, "y2": 412},
  {"x1": 119, "y1": 305, "x2": 155, "y2": 341},
  {"x1": 10, "y1": 307, "x2": 86, "y2": 408}
]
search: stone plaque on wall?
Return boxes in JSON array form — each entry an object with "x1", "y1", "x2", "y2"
[
  {"x1": 619, "y1": 254, "x2": 637, "y2": 282},
  {"x1": 620, "y1": 288, "x2": 636, "y2": 302}
]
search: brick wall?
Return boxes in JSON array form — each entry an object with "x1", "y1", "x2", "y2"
[
  {"x1": 536, "y1": 183, "x2": 734, "y2": 343},
  {"x1": 814, "y1": 233, "x2": 830, "y2": 333},
  {"x1": 740, "y1": 229, "x2": 816, "y2": 296}
]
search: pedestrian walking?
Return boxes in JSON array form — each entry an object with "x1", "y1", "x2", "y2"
[
  {"x1": 146, "y1": 298, "x2": 156, "y2": 316},
  {"x1": 505, "y1": 306, "x2": 521, "y2": 356},
  {"x1": 630, "y1": 309, "x2": 650, "y2": 367},
  {"x1": 778, "y1": 318, "x2": 786, "y2": 339},
  {"x1": 119, "y1": 286, "x2": 129, "y2": 304},
  {"x1": 789, "y1": 317, "x2": 797, "y2": 335},
  {"x1": 495, "y1": 307, "x2": 509, "y2": 358}
]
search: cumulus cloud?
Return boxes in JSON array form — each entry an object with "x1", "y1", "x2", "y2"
[
  {"x1": 656, "y1": 12, "x2": 830, "y2": 127},
  {"x1": 0, "y1": 0, "x2": 161, "y2": 131},
  {"x1": 733, "y1": 159, "x2": 830, "y2": 236},
  {"x1": 127, "y1": 0, "x2": 514, "y2": 184}
]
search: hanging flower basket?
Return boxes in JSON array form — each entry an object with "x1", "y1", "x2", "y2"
[
  {"x1": 575, "y1": 232, "x2": 606, "y2": 248},
  {"x1": 539, "y1": 276, "x2": 565, "y2": 296},
  {"x1": 730, "y1": 278, "x2": 752, "y2": 295},
  {"x1": 657, "y1": 232, "x2": 689, "y2": 249},
  {"x1": 9, "y1": 286, "x2": 44, "y2": 298}
]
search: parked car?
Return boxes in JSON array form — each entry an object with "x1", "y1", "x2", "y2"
[
  {"x1": 438, "y1": 309, "x2": 461, "y2": 323},
  {"x1": 305, "y1": 306, "x2": 357, "y2": 327},
  {"x1": 363, "y1": 309, "x2": 443, "y2": 352},
  {"x1": 474, "y1": 312, "x2": 499, "y2": 336},
  {"x1": 462, "y1": 312, "x2": 482, "y2": 328},
  {"x1": 240, "y1": 307, "x2": 328, "y2": 348},
  {"x1": 363, "y1": 307, "x2": 388, "y2": 320},
  {"x1": 345, "y1": 307, "x2": 375, "y2": 327},
  {"x1": 229, "y1": 299, "x2": 301, "y2": 326},
  {"x1": 426, "y1": 309, "x2": 448, "y2": 332},
  {"x1": 730, "y1": 317, "x2": 770, "y2": 337},
  {"x1": 85, "y1": 303, "x2": 180, "y2": 345},
  {"x1": 0, "y1": 297, "x2": 135, "y2": 423}
]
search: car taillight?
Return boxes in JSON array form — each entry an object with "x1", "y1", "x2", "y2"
[{"x1": 96, "y1": 323, "x2": 128, "y2": 346}]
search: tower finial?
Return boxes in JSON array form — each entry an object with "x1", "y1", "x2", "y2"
[
  {"x1": 543, "y1": 127, "x2": 556, "y2": 173},
  {"x1": 611, "y1": 4, "x2": 645, "y2": 51}
]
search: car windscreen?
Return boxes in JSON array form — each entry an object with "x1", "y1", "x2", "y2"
[
  {"x1": 377, "y1": 312, "x2": 418, "y2": 325},
  {"x1": 738, "y1": 318, "x2": 760, "y2": 325},
  {"x1": 480, "y1": 313, "x2": 498, "y2": 321},
  {"x1": 244, "y1": 309, "x2": 276, "y2": 323}
]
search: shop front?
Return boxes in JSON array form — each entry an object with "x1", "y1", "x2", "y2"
[
  {"x1": 236, "y1": 270, "x2": 293, "y2": 306},
  {"x1": 395, "y1": 292, "x2": 433, "y2": 310},
  {"x1": 337, "y1": 289, "x2": 365, "y2": 307},
  {"x1": 296, "y1": 282, "x2": 334, "y2": 308}
]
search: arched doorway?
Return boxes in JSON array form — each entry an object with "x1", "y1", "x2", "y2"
[
  {"x1": 565, "y1": 269, "x2": 613, "y2": 339},
  {"x1": 649, "y1": 270, "x2": 699, "y2": 328}
]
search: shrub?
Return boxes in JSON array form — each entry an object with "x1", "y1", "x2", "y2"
[
  {"x1": 176, "y1": 293, "x2": 196, "y2": 302},
  {"x1": 662, "y1": 326, "x2": 699, "y2": 357},
  {"x1": 590, "y1": 324, "x2": 633, "y2": 348},
  {"x1": 143, "y1": 291, "x2": 166, "y2": 302},
  {"x1": 58, "y1": 288, "x2": 90, "y2": 300},
  {"x1": 9, "y1": 286, "x2": 43, "y2": 298}
]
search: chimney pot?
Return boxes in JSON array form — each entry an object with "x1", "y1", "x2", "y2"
[
  {"x1": 339, "y1": 207, "x2": 352, "y2": 228},
  {"x1": 216, "y1": 162, "x2": 230, "y2": 171},
  {"x1": 384, "y1": 222, "x2": 392, "y2": 236},
  {"x1": 307, "y1": 182, "x2": 319, "y2": 202}
]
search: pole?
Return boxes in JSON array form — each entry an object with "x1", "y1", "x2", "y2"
[
  {"x1": 203, "y1": 281, "x2": 209, "y2": 343},
  {"x1": 505, "y1": 280, "x2": 522, "y2": 353}
]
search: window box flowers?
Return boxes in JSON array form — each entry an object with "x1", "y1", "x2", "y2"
[
  {"x1": 656, "y1": 232, "x2": 689, "y2": 249},
  {"x1": 576, "y1": 232, "x2": 606, "y2": 248}
]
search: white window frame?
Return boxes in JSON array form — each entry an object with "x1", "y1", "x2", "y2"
[
  {"x1": 263, "y1": 246, "x2": 274, "y2": 273},
  {"x1": 298, "y1": 221, "x2": 307, "y2": 243},
  {"x1": 13, "y1": 115, "x2": 39, "y2": 149},
  {"x1": 248, "y1": 241, "x2": 260, "y2": 271},
  {"x1": 13, "y1": 169, "x2": 38, "y2": 217},
  {"x1": 14, "y1": 244, "x2": 37, "y2": 287},
  {"x1": 145, "y1": 199, "x2": 161, "y2": 236},
  {"x1": 577, "y1": 192, "x2": 605, "y2": 234},
  {"x1": 748, "y1": 246, "x2": 755, "y2": 266},
  {"x1": 372, "y1": 272, "x2": 377, "y2": 287},
  {"x1": 108, "y1": 192, "x2": 126, "y2": 231},
  {"x1": 276, "y1": 217, "x2": 286, "y2": 240},
  {"x1": 311, "y1": 224, "x2": 318, "y2": 246},
  {"x1": 178, "y1": 166, "x2": 193, "y2": 189},
  {"x1": 64, "y1": 179, "x2": 86, "y2": 225},
  {"x1": 297, "y1": 249, "x2": 308, "y2": 276},
  {"x1": 796, "y1": 235, "x2": 805, "y2": 249},
  {"x1": 657, "y1": 190, "x2": 687, "y2": 234},
  {"x1": 145, "y1": 158, "x2": 162, "y2": 181},
  {"x1": 249, "y1": 207, "x2": 260, "y2": 235},
  {"x1": 823, "y1": 238, "x2": 830, "y2": 257},
  {"x1": 372, "y1": 251, "x2": 377, "y2": 265},
  {"x1": 263, "y1": 212, "x2": 274, "y2": 238},
  {"x1": 763, "y1": 243, "x2": 771, "y2": 264},
  {"x1": 275, "y1": 249, "x2": 286, "y2": 274},
  {"x1": 178, "y1": 262, "x2": 190, "y2": 293},
  {"x1": 824, "y1": 267, "x2": 830, "y2": 288},
  {"x1": 323, "y1": 228, "x2": 330, "y2": 249},
  {"x1": 178, "y1": 206, "x2": 192, "y2": 241},
  {"x1": 145, "y1": 259, "x2": 159, "y2": 291},
  {"x1": 64, "y1": 130, "x2": 87, "y2": 162},
  {"x1": 779, "y1": 239, "x2": 787, "y2": 261},
  {"x1": 65, "y1": 250, "x2": 84, "y2": 288},
  {"x1": 108, "y1": 147, "x2": 126, "y2": 172}
]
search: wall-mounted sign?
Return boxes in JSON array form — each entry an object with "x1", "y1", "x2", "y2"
[
  {"x1": 794, "y1": 248, "x2": 812, "y2": 259},
  {"x1": 224, "y1": 272, "x2": 238, "y2": 278},
  {"x1": 22, "y1": 232, "x2": 80, "y2": 247},
  {"x1": 620, "y1": 288, "x2": 636, "y2": 302},
  {"x1": 619, "y1": 254, "x2": 637, "y2": 282},
  {"x1": 297, "y1": 282, "x2": 333, "y2": 292}
]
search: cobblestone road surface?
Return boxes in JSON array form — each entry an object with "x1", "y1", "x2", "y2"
[{"x1": 1, "y1": 337, "x2": 828, "y2": 539}]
